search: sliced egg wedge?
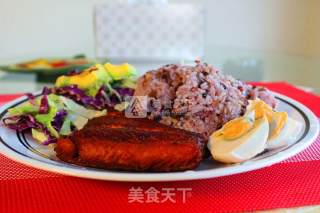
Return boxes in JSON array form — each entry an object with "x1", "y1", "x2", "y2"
[
  {"x1": 246, "y1": 99, "x2": 302, "y2": 149},
  {"x1": 245, "y1": 99, "x2": 274, "y2": 122},
  {"x1": 208, "y1": 111, "x2": 269, "y2": 163},
  {"x1": 267, "y1": 112, "x2": 302, "y2": 149}
]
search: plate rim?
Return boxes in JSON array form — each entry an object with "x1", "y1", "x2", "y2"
[
  {"x1": 0, "y1": 63, "x2": 95, "y2": 74},
  {"x1": 0, "y1": 91, "x2": 319, "y2": 182}
]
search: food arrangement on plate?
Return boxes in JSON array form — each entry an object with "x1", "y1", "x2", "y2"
[
  {"x1": 14, "y1": 58, "x2": 90, "y2": 70},
  {"x1": 1, "y1": 60, "x2": 303, "y2": 172},
  {"x1": 0, "y1": 56, "x2": 96, "y2": 82},
  {"x1": 2, "y1": 56, "x2": 92, "y2": 70}
]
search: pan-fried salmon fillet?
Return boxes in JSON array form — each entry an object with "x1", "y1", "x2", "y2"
[{"x1": 55, "y1": 111, "x2": 205, "y2": 172}]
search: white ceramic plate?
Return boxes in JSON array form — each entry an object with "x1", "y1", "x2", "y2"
[{"x1": 0, "y1": 92, "x2": 319, "y2": 182}]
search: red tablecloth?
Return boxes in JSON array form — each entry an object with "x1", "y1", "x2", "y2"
[{"x1": 0, "y1": 82, "x2": 320, "y2": 213}]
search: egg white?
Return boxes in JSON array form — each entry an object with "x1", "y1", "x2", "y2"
[
  {"x1": 267, "y1": 117, "x2": 303, "y2": 149},
  {"x1": 208, "y1": 116, "x2": 269, "y2": 163}
]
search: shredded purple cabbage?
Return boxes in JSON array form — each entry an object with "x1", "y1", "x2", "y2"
[
  {"x1": 114, "y1": 87, "x2": 134, "y2": 97},
  {"x1": 2, "y1": 88, "x2": 57, "y2": 145},
  {"x1": 39, "y1": 95, "x2": 49, "y2": 114},
  {"x1": 52, "y1": 85, "x2": 134, "y2": 109},
  {"x1": 2, "y1": 84, "x2": 135, "y2": 145},
  {"x1": 26, "y1": 93, "x2": 36, "y2": 105},
  {"x1": 2, "y1": 114, "x2": 56, "y2": 145},
  {"x1": 52, "y1": 109, "x2": 67, "y2": 131},
  {"x1": 3, "y1": 114, "x2": 38, "y2": 132},
  {"x1": 39, "y1": 87, "x2": 50, "y2": 114},
  {"x1": 108, "y1": 87, "x2": 135, "y2": 107},
  {"x1": 42, "y1": 87, "x2": 51, "y2": 95}
]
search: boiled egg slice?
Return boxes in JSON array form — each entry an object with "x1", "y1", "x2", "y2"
[
  {"x1": 267, "y1": 112, "x2": 302, "y2": 149},
  {"x1": 208, "y1": 111, "x2": 269, "y2": 163},
  {"x1": 245, "y1": 99, "x2": 274, "y2": 122}
]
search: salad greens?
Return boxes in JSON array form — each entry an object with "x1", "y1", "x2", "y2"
[
  {"x1": 3, "y1": 63, "x2": 136, "y2": 145},
  {"x1": 4, "y1": 93, "x2": 107, "y2": 144}
]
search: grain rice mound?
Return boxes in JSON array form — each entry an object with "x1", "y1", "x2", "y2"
[{"x1": 134, "y1": 61, "x2": 277, "y2": 139}]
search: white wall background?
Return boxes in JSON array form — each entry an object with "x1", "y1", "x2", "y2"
[{"x1": 0, "y1": 0, "x2": 319, "y2": 89}]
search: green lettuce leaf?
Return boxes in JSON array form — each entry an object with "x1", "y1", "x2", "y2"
[
  {"x1": 8, "y1": 98, "x2": 41, "y2": 116},
  {"x1": 59, "y1": 119, "x2": 72, "y2": 136},
  {"x1": 34, "y1": 94, "x2": 64, "y2": 138},
  {"x1": 60, "y1": 96, "x2": 107, "y2": 119}
]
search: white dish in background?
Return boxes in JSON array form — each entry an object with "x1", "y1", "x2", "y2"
[{"x1": 0, "y1": 92, "x2": 318, "y2": 182}]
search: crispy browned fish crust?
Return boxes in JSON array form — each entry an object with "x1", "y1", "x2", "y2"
[{"x1": 55, "y1": 111, "x2": 205, "y2": 172}]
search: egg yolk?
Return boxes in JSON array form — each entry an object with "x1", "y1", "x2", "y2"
[
  {"x1": 215, "y1": 117, "x2": 254, "y2": 140},
  {"x1": 212, "y1": 99, "x2": 288, "y2": 143},
  {"x1": 248, "y1": 100, "x2": 273, "y2": 122},
  {"x1": 269, "y1": 111, "x2": 288, "y2": 140}
]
